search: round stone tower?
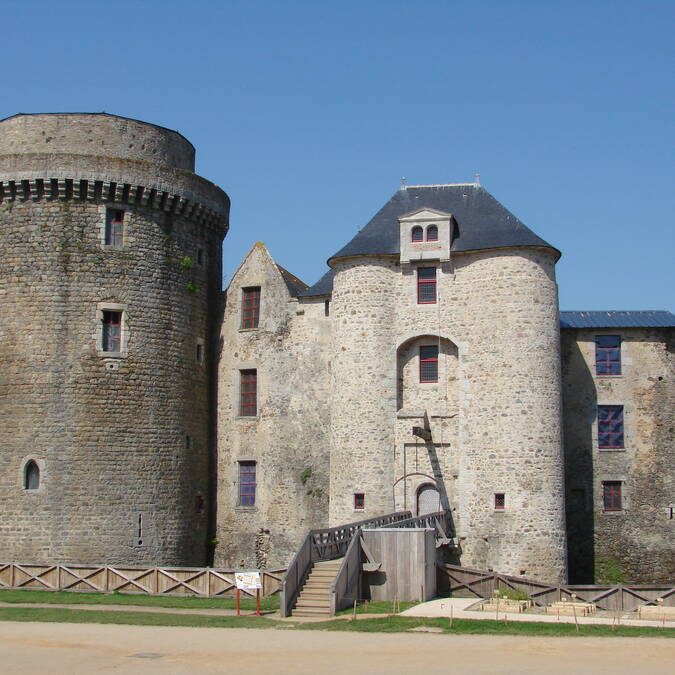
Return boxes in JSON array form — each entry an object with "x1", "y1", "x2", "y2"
[
  {"x1": 326, "y1": 184, "x2": 567, "y2": 582},
  {"x1": 0, "y1": 113, "x2": 229, "y2": 565},
  {"x1": 329, "y1": 256, "x2": 399, "y2": 523}
]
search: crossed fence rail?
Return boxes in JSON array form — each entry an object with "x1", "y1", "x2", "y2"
[
  {"x1": 0, "y1": 563, "x2": 285, "y2": 598},
  {"x1": 438, "y1": 563, "x2": 675, "y2": 611}
]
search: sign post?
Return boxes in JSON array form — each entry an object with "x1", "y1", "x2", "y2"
[{"x1": 234, "y1": 571, "x2": 263, "y2": 616}]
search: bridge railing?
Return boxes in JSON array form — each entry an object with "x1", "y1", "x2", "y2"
[
  {"x1": 377, "y1": 510, "x2": 455, "y2": 544},
  {"x1": 280, "y1": 510, "x2": 411, "y2": 617}
]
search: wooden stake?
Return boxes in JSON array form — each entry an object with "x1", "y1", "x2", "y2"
[
  {"x1": 353, "y1": 600, "x2": 357, "y2": 621},
  {"x1": 236, "y1": 588, "x2": 240, "y2": 617}
]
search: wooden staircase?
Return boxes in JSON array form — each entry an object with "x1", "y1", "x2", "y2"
[{"x1": 291, "y1": 558, "x2": 342, "y2": 617}]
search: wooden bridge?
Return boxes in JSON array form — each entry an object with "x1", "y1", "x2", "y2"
[{"x1": 280, "y1": 509, "x2": 455, "y2": 617}]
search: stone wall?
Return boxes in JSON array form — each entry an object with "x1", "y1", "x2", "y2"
[
  {"x1": 561, "y1": 327, "x2": 674, "y2": 583},
  {"x1": 214, "y1": 243, "x2": 331, "y2": 568},
  {"x1": 0, "y1": 113, "x2": 195, "y2": 171},
  {"x1": 0, "y1": 114, "x2": 228, "y2": 565},
  {"x1": 328, "y1": 247, "x2": 567, "y2": 581},
  {"x1": 329, "y1": 257, "x2": 399, "y2": 525}
]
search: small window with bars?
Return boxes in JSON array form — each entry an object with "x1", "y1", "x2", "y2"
[
  {"x1": 602, "y1": 481, "x2": 622, "y2": 511},
  {"x1": 417, "y1": 267, "x2": 437, "y2": 304},
  {"x1": 411, "y1": 226, "x2": 424, "y2": 242},
  {"x1": 105, "y1": 208, "x2": 124, "y2": 247},
  {"x1": 494, "y1": 493, "x2": 505, "y2": 511},
  {"x1": 595, "y1": 335, "x2": 621, "y2": 376},
  {"x1": 426, "y1": 225, "x2": 438, "y2": 241},
  {"x1": 102, "y1": 311, "x2": 122, "y2": 352},
  {"x1": 241, "y1": 287, "x2": 261, "y2": 329},
  {"x1": 354, "y1": 493, "x2": 365, "y2": 510},
  {"x1": 239, "y1": 461, "x2": 257, "y2": 506},
  {"x1": 419, "y1": 345, "x2": 439, "y2": 383},
  {"x1": 598, "y1": 405, "x2": 624, "y2": 449},
  {"x1": 239, "y1": 369, "x2": 257, "y2": 416}
]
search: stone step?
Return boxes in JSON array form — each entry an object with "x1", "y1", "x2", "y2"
[
  {"x1": 293, "y1": 607, "x2": 332, "y2": 616},
  {"x1": 300, "y1": 589, "x2": 332, "y2": 598},
  {"x1": 296, "y1": 599, "x2": 331, "y2": 608}
]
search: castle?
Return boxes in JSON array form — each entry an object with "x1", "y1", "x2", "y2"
[{"x1": 0, "y1": 113, "x2": 672, "y2": 584}]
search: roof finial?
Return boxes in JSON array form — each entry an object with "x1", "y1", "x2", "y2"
[
  {"x1": 474, "y1": 172, "x2": 481, "y2": 186},
  {"x1": 400, "y1": 176, "x2": 408, "y2": 190}
]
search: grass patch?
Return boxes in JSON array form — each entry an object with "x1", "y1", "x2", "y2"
[
  {"x1": 0, "y1": 589, "x2": 279, "y2": 612},
  {"x1": 300, "y1": 615, "x2": 675, "y2": 638},
  {"x1": 336, "y1": 600, "x2": 418, "y2": 616},
  {"x1": 0, "y1": 606, "x2": 277, "y2": 629},
  {"x1": 0, "y1": 603, "x2": 672, "y2": 639}
]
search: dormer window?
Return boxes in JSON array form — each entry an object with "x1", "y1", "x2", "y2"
[{"x1": 398, "y1": 207, "x2": 452, "y2": 265}]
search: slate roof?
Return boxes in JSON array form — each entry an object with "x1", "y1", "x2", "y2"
[
  {"x1": 299, "y1": 269, "x2": 334, "y2": 297},
  {"x1": 559, "y1": 311, "x2": 675, "y2": 329},
  {"x1": 300, "y1": 183, "x2": 557, "y2": 296},
  {"x1": 276, "y1": 264, "x2": 309, "y2": 298},
  {"x1": 329, "y1": 184, "x2": 557, "y2": 262}
]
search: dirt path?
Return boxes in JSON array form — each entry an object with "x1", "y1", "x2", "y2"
[{"x1": 0, "y1": 622, "x2": 673, "y2": 674}]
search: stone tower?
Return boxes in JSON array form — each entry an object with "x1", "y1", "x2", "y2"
[
  {"x1": 0, "y1": 113, "x2": 229, "y2": 565},
  {"x1": 326, "y1": 184, "x2": 568, "y2": 581}
]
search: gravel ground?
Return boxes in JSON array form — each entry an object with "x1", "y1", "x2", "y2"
[{"x1": 0, "y1": 621, "x2": 673, "y2": 674}]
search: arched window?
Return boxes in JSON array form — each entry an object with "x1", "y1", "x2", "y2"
[
  {"x1": 426, "y1": 225, "x2": 438, "y2": 241},
  {"x1": 411, "y1": 226, "x2": 423, "y2": 242},
  {"x1": 24, "y1": 460, "x2": 40, "y2": 490}
]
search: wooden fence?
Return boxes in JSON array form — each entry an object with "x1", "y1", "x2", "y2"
[
  {"x1": 438, "y1": 563, "x2": 675, "y2": 612},
  {"x1": 0, "y1": 563, "x2": 285, "y2": 598}
]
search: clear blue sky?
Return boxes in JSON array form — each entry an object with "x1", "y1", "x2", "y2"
[{"x1": 3, "y1": 0, "x2": 673, "y2": 311}]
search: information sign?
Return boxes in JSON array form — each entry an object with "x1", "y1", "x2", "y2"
[{"x1": 234, "y1": 571, "x2": 262, "y2": 590}]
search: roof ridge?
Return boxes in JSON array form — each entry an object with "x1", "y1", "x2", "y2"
[{"x1": 404, "y1": 183, "x2": 478, "y2": 188}]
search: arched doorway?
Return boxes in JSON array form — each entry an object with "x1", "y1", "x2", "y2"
[{"x1": 417, "y1": 483, "x2": 441, "y2": 516}]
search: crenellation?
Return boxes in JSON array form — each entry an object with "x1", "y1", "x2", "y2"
[{"x1": 0, "y1": 113, "x2": 228, "y2": 566}]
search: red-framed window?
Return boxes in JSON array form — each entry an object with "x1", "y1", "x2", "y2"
[
  {"x1": 417, "y1": 267, "x2": 436, "y2": 304},
  {"x1": 239, "y1": 369, "x2": 257, "y2": 416},
  {"x1": 602, "y1": 481, "x2": 622, "y2": 511},
  {"x1": 426, "y1": 225, "x2": 438, "y2": 241},
  {"x1": 419, "y1": 345, "x2": 439, "y2": 382},
  {"x1": 411, "y1": 226, "x2": 424, "y2": 242},
  {"x1": 239, "y1": 461, "x2": 256, "y2": 506},
  {"x1": 494, "y1": 493, "x2": 505, "y2": 511},
  {"x1": 598, "y1": 405, "x2": 624, "y2": 449},
  {"x1": 102, "y1": 311, "x2": 122, "y2": 352},
  {"x1": 105, "y1": 208, "x2": 124, "y2": 247},
  {"x1": 595, "y1": 335, "x2": 621, "y2": 376},
  {"x1": 354, "y1": 493, "x2": 365, "y2": 510},
  {"x1": 241, "y1": 287, "x2": 261, "y2": 329}
]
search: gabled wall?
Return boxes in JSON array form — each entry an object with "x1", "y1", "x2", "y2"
[{"x1": 214, "y1": 243, "x2": 330, "y2": 568}]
